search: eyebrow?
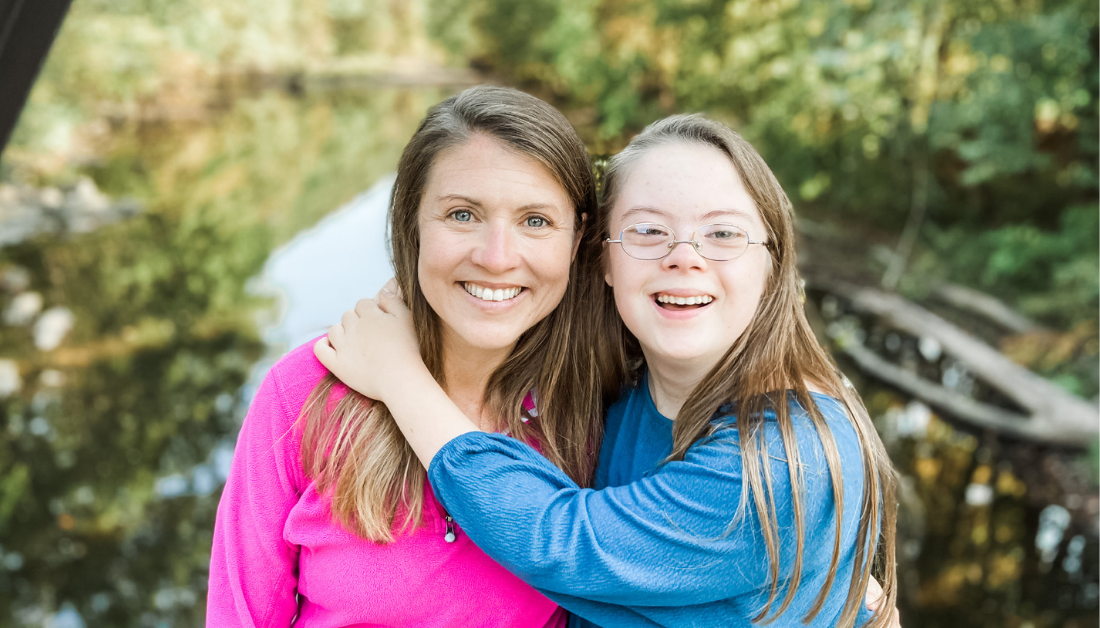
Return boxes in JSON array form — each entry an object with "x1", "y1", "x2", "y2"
[
  {"x1": 620, "y1": 205, "x2": 757, "y2": 224},
  {"x1": 436, "y1": 194, "x2": 560, "y2": 213},
  {"x1": 437, "y1": 194, "x2": 484, "y2": 208}
]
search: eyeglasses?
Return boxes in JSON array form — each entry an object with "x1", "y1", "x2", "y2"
[{"x1": 605, "y1": 223, "x2": 769, "y2": 261}]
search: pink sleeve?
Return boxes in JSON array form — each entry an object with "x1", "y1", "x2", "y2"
[{"x1": 207, "y1": 367, "x2": 305, "y2": 626}]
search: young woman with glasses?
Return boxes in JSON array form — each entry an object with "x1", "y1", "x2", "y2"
[{"x1": 318, "y1": 114, "x2": 901, "y2": 627}]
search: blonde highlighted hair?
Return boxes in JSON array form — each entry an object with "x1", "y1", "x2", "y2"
[
  {"x1": 594, "y1": 114, "x2": 898, "y2": 626},
  {"x1": 298, "y1": 86, "x2": 610, "y2": 543}
]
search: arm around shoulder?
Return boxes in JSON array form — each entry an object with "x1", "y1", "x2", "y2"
[{"x1": 428, "y1": 429, "x2": 769, "y2": 607}]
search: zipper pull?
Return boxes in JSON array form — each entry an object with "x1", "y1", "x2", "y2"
[{"x1": 444, "y1": 515, "x2": 456, "y2": 543}]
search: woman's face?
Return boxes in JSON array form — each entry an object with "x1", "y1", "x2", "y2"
[
  {"x1": 417, "y1": 134, "x2": 577, "y2": 358},
  {"x1": 605, "y1": 141, "x2": 771, "y2": 374}
]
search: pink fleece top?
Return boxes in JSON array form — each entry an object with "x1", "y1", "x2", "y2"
[{"x1": 207, "y1": 341, "x2": 567, "y2": 627}]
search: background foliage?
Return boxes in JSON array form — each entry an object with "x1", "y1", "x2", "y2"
[
  {"x1": 431, "y1": 0, "x2": 1098, "y2": 329},
  {"x1": 0, "y1": 0, "x2": 1096, "y2": 625}
]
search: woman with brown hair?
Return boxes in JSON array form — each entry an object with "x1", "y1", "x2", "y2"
[
  {"x1": 318, "y1": 113, "x2": 900, "y2": 627},
  {"x1": 207, "y1": 85, "x2": 611, "y2": 626}
]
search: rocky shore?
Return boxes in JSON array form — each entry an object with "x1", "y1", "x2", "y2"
[{"x1": 0, "y1": 177, "x2": 139, "y2": 248}]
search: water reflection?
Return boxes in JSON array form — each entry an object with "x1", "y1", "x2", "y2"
[
  {"x1": 0, "y1": 86, "x2": 447, "y2": 625},
  {"x1": 256, "y1": 174, "x2": 395, "y2": 352},
  {"x1": 1, "y1": 83, "x2": 1096, "y2": 625},
  {"x1": 812, "y1": 287, "x2": 1099, "y2": 627}
]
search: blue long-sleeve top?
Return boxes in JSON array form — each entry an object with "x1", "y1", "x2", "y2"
[{"x1": 427, "y1": 376, "x2": 876, "y2": 627}]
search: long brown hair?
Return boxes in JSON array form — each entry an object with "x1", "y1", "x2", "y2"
[
  {"x1": 298, "y1": 86, "x2": 608, "y2": 543},
  {"x1": 597, "y1": 115, "x2": 898, "y2": 627}
]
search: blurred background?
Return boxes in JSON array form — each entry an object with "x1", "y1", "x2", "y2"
[{"x1": 0, "y1": 0, "x2": 1096, "y2": 625}]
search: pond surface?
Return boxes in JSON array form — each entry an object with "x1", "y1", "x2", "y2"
[
  {"x1": 0, "y1": 84, "x2": 1096, "y2": 627},
  {"x1": 0, "y1": 85, "x2": 445, "y2": 625}
]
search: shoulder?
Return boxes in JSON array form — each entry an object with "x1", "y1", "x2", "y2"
[
  {"x1": 262, "y1": 337, "x2": 343, "y2": 417},
  {"x1": 705, "y1": 392, "x2": 858, "y2": 456},
  {"x1": 793, "y1": 392, "x2": 851, "y2": 424},
  {"x1": 794, "y1": 392, "x2": 861, "y2": 449}
]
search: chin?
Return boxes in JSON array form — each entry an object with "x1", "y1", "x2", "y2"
[
  {"x1": 457, "y1": 327, "x2": 527, "y2": 352},
  {"x1": 647, "y1": 340, "x2": 718, "y2": 365}
]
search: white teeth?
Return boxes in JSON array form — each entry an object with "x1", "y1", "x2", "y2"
[
  {"x1": 656, "y1": 294, "x2": 713, "y2": 305},
  {"x1": 464, "y1": 283, "x2": 521, "y2": 302}
]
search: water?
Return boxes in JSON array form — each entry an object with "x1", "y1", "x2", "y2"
[
  {"x1": 255, "y1": 174, "x2": 395, "y2": 353},
  {"x1": 0, "y1": 82, "x2": 1096, "y2": 626},
  {"x1": 810, "y1": 287, "x2": 1099, "y2": 627},
  {"x1": 0, "y1": 85, "x2": 445, "y2": 626}
]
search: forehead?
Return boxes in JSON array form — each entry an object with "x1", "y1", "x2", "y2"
[
  {"x1": 421, "y1": 135, "x2": 572, "y2": 216},
  {"x1": 612, "y1": 141, "x2": 763, "y2": 230}
]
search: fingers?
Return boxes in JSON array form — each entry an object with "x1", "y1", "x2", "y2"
[
  {"x1": 383, "y1": 277, "x2": 400, "y2": 297},
  {"x1": 865, "y1": 577, "x2": 884, "y2": 610},
  {"x1": 326, "y1": 323, "x2": 344, "y2": 349},
  {"x1": 314, "y1": 336, "x2": 336, "y2": 366},
  {"x1": 354, "y1": 297, "x2": 376, "y2": 317},
  {"x1": 377, "y1": 283, "x2": 410, "y2": 317},
  {"x1": 377, "y1": 289, "x2": 399, "y2": 314},
  {"x1": 863, "y1": 577, "x2": 901, "y2": 627},
  {"x1": 341, "y1": 308, "x2": 359, "y2": 330}
]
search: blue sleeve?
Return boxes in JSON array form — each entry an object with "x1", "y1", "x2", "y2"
[{"x1": 428, "y1": 429, "x2": 773, "y2": 606}]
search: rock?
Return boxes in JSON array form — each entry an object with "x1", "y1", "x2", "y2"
[
  {"x1": 34, "y1": 307, "x2": 74, "y2": 351},
  {"x1": 72, "y1": 177, "x2": 109, "y2": 212},
  {"x1": 0, "y1": 178, "x2": 140, "y2": 248},
  {"x1": 0, "y1": 360, "x2": 21, "y2": 397},
  {"x1": 39, "y1": 187, "x2": 63, "y2": 208},
  {"x1": 39, "y1": 369, "x2": 65, "y2": 387},
  {"x1": 4, "y1": 291, "x2": 43, "y2": 325}
]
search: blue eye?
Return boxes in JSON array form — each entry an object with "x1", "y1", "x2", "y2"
[
  {"x1": 451, "y1": 210, "x2": 473, "y2": 222},
  {"x1": 634, "y1": 224, "x2": 670, "y2": 238},
  {"x1": 526, "y1": 216, "x2": 547, "y2": 228}
]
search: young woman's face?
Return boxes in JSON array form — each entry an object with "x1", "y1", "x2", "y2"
[
  {"x1": 605, "y1": 142, "x2": 771, "y2": 373},
  {"x1": 417, "y1": 134, "x2": 577, "y2": 357}
]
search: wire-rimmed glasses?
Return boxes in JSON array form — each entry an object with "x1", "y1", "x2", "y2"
[{"x1": 605, "y1": 222, "x2": 768, "y2": 261}]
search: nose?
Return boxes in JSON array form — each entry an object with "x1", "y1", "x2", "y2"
[
  {"x1": 470, "y1": 221, "x2": 521, "y2": 273},
  {"x1": 661, "y1": 239, "x2": 707, "y2": 271}
]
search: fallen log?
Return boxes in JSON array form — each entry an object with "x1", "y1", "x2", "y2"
[
  {"x1": 807, "y1": 276, "x2": 1099, "y2": 446},
  {"x1": 931, "y1": 282, "x2": 1043, "y2": 334}
]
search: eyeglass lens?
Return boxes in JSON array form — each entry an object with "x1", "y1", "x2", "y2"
[{"x1": 620, "y1": 223, "x2": 750, "y2": 261}]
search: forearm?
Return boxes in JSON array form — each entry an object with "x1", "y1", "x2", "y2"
[
  {"x1": 381, "y1": 364, "x2": 479, "y2": 468},
  {"x1": 429, "y1": 432, "x2": 765, "y2": 605}
]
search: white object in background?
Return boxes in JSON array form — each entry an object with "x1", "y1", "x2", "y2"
[
  {"x1": 4, "y1": 291, "x2": 42, "y2": 325},
  {"x1": 34, "y1": 307, "x2": 74, "y2": 351},
  {"x1": 0, "y1": 359, "x2": 20, "y2": 397}
]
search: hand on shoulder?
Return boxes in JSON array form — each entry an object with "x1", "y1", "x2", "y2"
[{"x1": 314, "y1": 279, "x2": 428, "y2": 403}]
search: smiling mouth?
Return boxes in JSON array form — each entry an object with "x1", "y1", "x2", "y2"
[
  {"x1": 653, "y1": 293, "x2": 714, "y2": 310},
  {"x1": 463, "y1": 282, "x2": 524, "y2": 302}
]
